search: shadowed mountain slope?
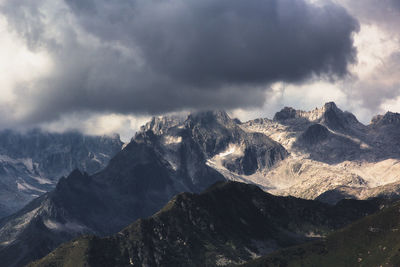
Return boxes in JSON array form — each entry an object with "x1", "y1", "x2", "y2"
[
  {"x1": 244, "y1": 199, "x2": 400, "y2": 267},
  {"x1": 0, "y1": 111, "x2": 287, "y2": 267},
  {"x1": 29, "y1": 181, "x2": 384, "y2": 267},
  {"x1": 0, "y1": 130, "x2": 123, "y2": 218}
]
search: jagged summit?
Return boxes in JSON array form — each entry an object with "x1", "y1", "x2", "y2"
[
  {"x1": 274, "y1": 102, "x2": 342, "y2": 122},
  {"x1": 187, "y1": 110, "x2": 232, "y2": 124},
  {"x1": 140, "y1": 110, "x2": 236, "y2": 137},
  {"x1": 273, "y1": 106, "x2": 298, "y2": 121},
  {"x1": 140, "y1": 115, "x2": 183, "y2": 135},
  {"x1": 272, "y1": 102, "x2": 361, "y2": 132},
  {"x1": 323, "y1": 101, "x2": 339, "y2": 110},
  {"x1": 184, "y1": 110, "x2": 239, "y2": 132},
  {"x1": 55, "y1": 169, "x2": 89, "y2": 190},
  {"x1": 371, "y1": 111, "x2": 400, "y2": 126}
]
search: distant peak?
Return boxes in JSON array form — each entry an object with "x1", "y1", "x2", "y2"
[
  {"x1": 371, "y1": 111, "x2": 400, "y2": 126},
  {"x1": 273, "y1": 102, "x2": 340, "y2": 122},
  {"x1": 55, "y1": 169, "x2": 89, "y2": 191},
  {"x1": 186, "y1": 110, "x2": 233, "y2": 126},
  {"x1": 189, "y1": 110, "x2": 230, "y2": 120},
  {"x1": 273, "y1": 107, "x2": 298, "y2": 121},
  {"x1": 323, "y1": 101, "x2": 338, "y2": 111},
  {"x1": 272, "y1": 102, "x2": 361, "y2": 131},
  {"x1": 140, "y1": 115, "x2": 183, "y2": 135}
]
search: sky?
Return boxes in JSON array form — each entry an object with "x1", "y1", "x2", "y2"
[{"x1": 0, "y1": 0, "x2": 399, "y2": 141}]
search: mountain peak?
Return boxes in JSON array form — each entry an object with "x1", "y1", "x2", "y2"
[
  {"x1": 272, "y1": 102, "x2": 360, "y2": 131},
  {"x1": 273, "y1": 102, "x2": 341, "y2": 122},
  {"x1": 273, "y1": 107, "x2": 298, "y2": 121},
  {"x1": 140, "y1": 115, "x2": 183, "y2": 135},
  {"x1": 323, "y1": 101, "x2": 339, "y2": 111},
  {"x1": 371, "y1": 111, "x2": 400, "y2": 126},
  {"x1": 186, "y1": 110, "x2": 234, "y2": 127}
]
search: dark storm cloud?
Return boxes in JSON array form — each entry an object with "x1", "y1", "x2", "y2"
[{"x1": 1, "y1": 0, "x2": 359, "y2": 124}]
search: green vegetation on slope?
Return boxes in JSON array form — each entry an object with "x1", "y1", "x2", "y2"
[{"x1": 244, "y1": 202, "x2": 400, "y2": 267}]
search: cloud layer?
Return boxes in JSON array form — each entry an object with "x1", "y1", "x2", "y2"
[{"x1": 0, "y1": 0, "x2": 359, "y2": 127}]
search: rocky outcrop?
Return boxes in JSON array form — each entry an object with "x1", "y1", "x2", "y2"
[
  {"x1": 371, "y1": 111, "x2": 400, "y2": 126},
  {"x1": 297, "y1": 124, "x2": 329, "y2": 146}
]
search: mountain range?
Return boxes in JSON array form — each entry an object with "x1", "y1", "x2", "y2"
[
  {"x1": 1, "y1": 102, "x2": 400, "y2": 266},
  {"x1": 242, "y1": 102, "x2": 400, "y2": 203},
  {"x1": 0, "y1": 129, "x2": 123, "y2": 218},
  {"x1": 28, "y1": 181, "x2": 385, "y2": 267}
]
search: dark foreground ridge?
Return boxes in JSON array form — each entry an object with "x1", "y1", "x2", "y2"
[
  {"x1": 29, "y1": 181, "x2": 384, "y2": 267},
  {"x1": 244, "y1": 200, "x2": 400, "y2": 267},
  {"x1": 0, "y1": 110, "x2": 286, "y2": 267}
]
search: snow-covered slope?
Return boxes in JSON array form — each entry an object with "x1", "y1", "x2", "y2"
[{"x1": 0, "y1": 130, "x2": 123, "y2": 218}]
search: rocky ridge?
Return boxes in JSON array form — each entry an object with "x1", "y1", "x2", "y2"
[
  {"x1": 0, "y1": 111, "x2": 287, "y2": 267},
  {"x1": 29, "y1": 181, "x2": 384, "y2": 267},
  {"x1": 240, "y1": 102, "x2": 400, "y2": 203},
  {"x1": 244, "y1": 198, "x2": 400, "y2": 267},
  {"x1": 2, "y1": 103, "x2": 400, "y2": 266},
  {"x1": 0, "y1": 130, "x2": 123, "y2": 218}
]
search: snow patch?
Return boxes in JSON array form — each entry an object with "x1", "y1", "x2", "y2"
[
  {"x1": 43, "y1": 219, "x2": 61, "y2": 230},
  {"x1": 43, "y1": 219, "x2": 87, "y2": 232},
  {"x1": 217, "y1": 144, "x2": 244, "y2": 158},
  {"x1": 31, "y1": 175, "x2": 53, "y2": 185},
  {"x1": 163, "y1": 135, "x2": 182, "y2": 145},
  {"x1": 17, "y1": 182, "x2": 46, "y2": 193},
  {"x1": 0, "y1": 154, "x2": 18, "y2": 164},
  {"x1": 21, "y1": 158, "x2": 34, "y2": 172}
]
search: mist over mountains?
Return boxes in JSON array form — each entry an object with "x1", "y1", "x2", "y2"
[
  {"x1": 0, "y1": 130, "x2": 122, "y2": 218},
  {"x1": 1, "y1": 102, "x2": 400, "y2": 266},
  {"x1": 1, "y1": 0, "x2": 400, "y2": 265}
]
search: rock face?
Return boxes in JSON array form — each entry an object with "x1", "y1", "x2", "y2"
[
  {"x1": 371, "y1": 111, "x2": 400, "y2": 126},
  {"x1": 0, "y1": 111, "x2": 287, "y2": 267},
  {"x1": 297, "y1": 124, "x2": 329, "y2": 146},
  {"x1": 273, "y1": 102, "x2": 361, "y2": 132},
  {"x1": 242, "y1": 102, "x2": 400, "y2": 203},
  {"x1": 28, "y1": 181, "x2": 384, "y2": 267},
  {"x1": 0, "y1": 130, "x2": 123, "y2": 218}
]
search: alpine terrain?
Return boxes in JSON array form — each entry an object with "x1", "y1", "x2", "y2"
[
  {"x1": 28, "y1": 181, "x2": 385, "y2": 267},
  {"x1": 242, "y1": 102, "x2": 400, "y2": 203},
  {"x1": 0, "y1": 129, "x2": 123, "y2": 218},
  {"x1": 2, "y1": 103, "x2": 400, "y2": 266},
  {"x1": 0, "y1": 111, "x2": 287, "y2": 267}
]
